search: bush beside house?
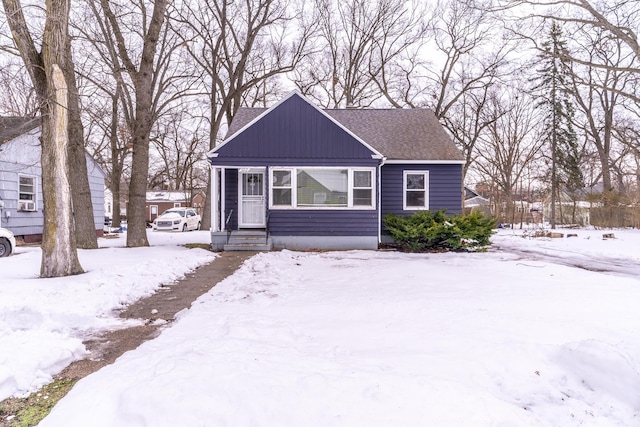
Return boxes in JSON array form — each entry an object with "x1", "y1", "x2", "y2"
[{"x1": 383, "y1": 210, "x2": 496, "y2": 252}]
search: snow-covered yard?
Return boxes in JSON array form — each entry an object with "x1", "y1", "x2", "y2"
[{"x1": 2, "y1": 228, "x2": 640, "y2": 426}]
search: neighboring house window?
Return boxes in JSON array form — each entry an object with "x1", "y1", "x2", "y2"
[
  {"x1": 403, "y1": 171, "x2": 429, "y2": 210},
  {"x1": 174, "y1": 202, "x2": 181, "y2": 208},
  {"x1": 18, "y1": 175, "x2": 37, "y2": 211},
  {"x1": 270, "y1": 167, "x2": 375, "y2": 209}
]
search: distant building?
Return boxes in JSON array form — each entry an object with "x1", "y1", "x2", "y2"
[{"x1": 144, "y1": 190, "x2": 205, "y2": 223}]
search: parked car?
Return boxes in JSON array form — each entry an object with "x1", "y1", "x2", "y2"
[
  {"x1": 152, "y1": 208, "x2": 201, "y2": 232},
  {"x1": 0, "y1": 227, "x2": 16, "y2": 257}
]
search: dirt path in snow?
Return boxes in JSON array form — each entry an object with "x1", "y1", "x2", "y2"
[
  {"x1": 491, "y1": 243, "x2": 640, "y2": 279},
  {"x1": 58, "y1": 251, "x2": 257, "y2": 380}
]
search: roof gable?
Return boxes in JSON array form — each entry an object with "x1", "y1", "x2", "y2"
[
  {"x1": 221, "y1": 96, "x2": 463, "y2": 162},
  {"x1": 0, "y1": 116, "x2": 41, "y2": 144},
  {"x1": 0, "y1": 116, "x2": 106, "y2": 176},
  {"x1": 210, "y1": 92, "x2": 381, "y2": 162}
]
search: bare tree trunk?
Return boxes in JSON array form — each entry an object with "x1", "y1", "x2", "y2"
[
  {"x1": 41, "y1": 65, "x2": 84, "y2": 277},
  {"x1": 3, "y1": 0, "x2": 83, "y2": 277},
  {"x1": 100, "y1": 0, "x2": 169, "y2": 247},
  {"x1": 200, "y1": 91, "x2": 217, "y2": 231},
  {"x1": 126, "y1": 107, "x2": 152, "y2": 246},
  {"x1": 64, "y1": 36, "x2": 98, "y2": 249}
]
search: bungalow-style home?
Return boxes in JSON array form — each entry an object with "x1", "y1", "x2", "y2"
[
  {"x1": 207, "y1": 92, "x2": 464, "y2": 250},
  {"x1": 0, "y1": 116, "x2": 105, "y2": 242}
]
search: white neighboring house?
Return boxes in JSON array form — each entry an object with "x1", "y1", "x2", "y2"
[
  {"x1": 104, "y1": 188, "x2": 113, "y2": 220},
  {"x1": 0, "y1": 117, "x2": 106, "y2": 242}
]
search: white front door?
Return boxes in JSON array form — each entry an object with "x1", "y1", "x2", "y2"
[{"x1": 239, "y1": 171, "x2": 266, "y2": 228}]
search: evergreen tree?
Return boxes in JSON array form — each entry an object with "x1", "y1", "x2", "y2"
[{"x1": 534, "y1": 22, "x2": 583, "y2": 228}]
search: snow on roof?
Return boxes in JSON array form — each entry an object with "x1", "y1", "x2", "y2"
[{"x1": 146, "y1": 191, "x2": 189, "y2": 202}]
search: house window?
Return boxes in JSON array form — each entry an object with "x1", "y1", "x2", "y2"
[
  {"x1": 18, "y1": 175, "x2": 37, "y2": 211},
  {"x1": 297, "y1": 168, "x2": 348, "y2": 207},
  {"x1": 272, "y1": 169, "x2": 292, "y2": 206},
  {"x1": 19, "y1": 176, "x2": 35, "y2": 201},
  {"x1": 403, "y1": 171, "x2": 429, "y2": 210},
  {"x1": 270, "y1": 167, "x2": 375, "y2": 209},
  {"x1": 353, "y1": 170, "x2": 373, "y2": 206}
]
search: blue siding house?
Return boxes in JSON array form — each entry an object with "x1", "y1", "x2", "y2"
[
  {"x1": 208, "y1": 92, "x2": 464, "y2": 250},
  {"x1": 0, "y1": 117, "x2": 105, "y2": 242}
]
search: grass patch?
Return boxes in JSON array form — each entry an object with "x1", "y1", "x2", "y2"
[
  {"x1": 183, "y1": 243, "x2": 214, "y2": 251},
  {"x1": 0, "y1": 378, "x2": 77, "y2": 427}
]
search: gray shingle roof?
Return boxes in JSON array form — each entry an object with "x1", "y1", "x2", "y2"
[
  {"x1": 0, "y1": 116, "x2": 41, "y2": 144},
  {"x1": 225, "y1": 106, "x2": 463, "y2": 161}
]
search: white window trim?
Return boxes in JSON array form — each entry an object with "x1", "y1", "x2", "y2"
[
  {"x1": 269, "y1": 166, "x2": 376, "y2": 210},
  {"x1": 403, "y1": 170, "x2": 430, "y2": 210},
  {"x1": 18, "y1": 174, "x2": 37, "y2": 211}
]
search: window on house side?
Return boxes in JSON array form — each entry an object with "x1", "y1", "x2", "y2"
[
  {"x1": 19, "y1": 176, "x2": 35, "y2": 202},
  {"x1": 404, "y1": 171, "x2": 429, "y2": 210}
]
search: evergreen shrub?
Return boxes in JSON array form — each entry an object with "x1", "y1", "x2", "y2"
[{"x1": 383, "y1": 210, "x2": 496, "y2": 252}]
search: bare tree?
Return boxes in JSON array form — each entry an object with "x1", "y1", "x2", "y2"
[
  {"x1": 149, "y1": 111, "x2": 208, "y2": 194},
  {"x1": 97, "y1": 0, "x2": 169, "y2": 247},
  {"x1": 475, "y1": 87, "x2": 544, "y2": 223},
  {"x1": 441, "y1": 85, "x2": 501, "y2": 183},
  {"x1": 569, "y1": 27, "x2": 635, "y2": 194},
  {"x1": 2, "y1": 4, "x2": 98, "y2": 249},
  {"x1": 370, "y1": 0, "x2": 512, "y2": 183},
  {"x1": 64, "y1": 32, "x2": 98, "y2": 249},
  {"x1": 294, "y1": 0, "x2": 427, "y2": 108},
  {"x1": 82, "y1": 80, "x2": 132, "y2": 228},
  {"x1": 0, "y1": 58, "x2": 38, "y2": 115},
  {"x1": 72, "y1": 0, "x2": 136, "y2": 229},
  {"x1": 172, "y1": 0, "x2": 313, "y2": 229},
  {"x1": 489, "y1": 0, "x2": 639, "y2": 60},
  {"x1": 2, "y1": 0, "x2": 83, "y2": 277},
  {"x1": 425, "y1": 1, "x2": 512, "y2": 120}
]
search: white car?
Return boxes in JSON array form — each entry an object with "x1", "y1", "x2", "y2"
[
  {"x1": 0, "y1": 227, "x2": 16, "y2": 257},
  {"x1": 153, "y1": 207, "x2": 201, "y2": 232}
]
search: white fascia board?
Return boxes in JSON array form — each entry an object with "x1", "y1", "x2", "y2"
[{"x1": 384, "y1": 159, "x2": 466, "y2": 165}]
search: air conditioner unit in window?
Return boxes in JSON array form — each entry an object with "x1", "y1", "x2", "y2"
[{"x1": 19, "y1": 200, "x2": 36, "y2": 212}]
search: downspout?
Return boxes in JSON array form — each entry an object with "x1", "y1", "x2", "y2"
[{"x1": 377, "y1": 156, "x2": 387, "y2": 245}]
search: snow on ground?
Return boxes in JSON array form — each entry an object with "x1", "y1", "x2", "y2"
[
  {"x1": 0, "y1": 230, "x2": 216, "y2": 402},
  {"x1": 33, "y1": 228, "x2": 640, "y2": 426},
  {"x1": 2, "y1": 228, "x2": 639, "y2": 425},
  {"x1": 493, "y1": 227, "x2": 640, "y2": 278}
]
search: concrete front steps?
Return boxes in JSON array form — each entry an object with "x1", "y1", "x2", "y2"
[{"x1": 224, "y1": 230, "x2": 272, "y2": 251}]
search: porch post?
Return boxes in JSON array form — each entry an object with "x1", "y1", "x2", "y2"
[
  {"x1": 220, "y1": 168, "x2": 226, "y2": 231},
  {"x1": 211, "y1": 166, "x2": 219, "y2": 232}
]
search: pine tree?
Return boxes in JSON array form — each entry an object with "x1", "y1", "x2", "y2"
[{"x1": 534, "y1": 22, "x2": 583, "y2": 228}]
